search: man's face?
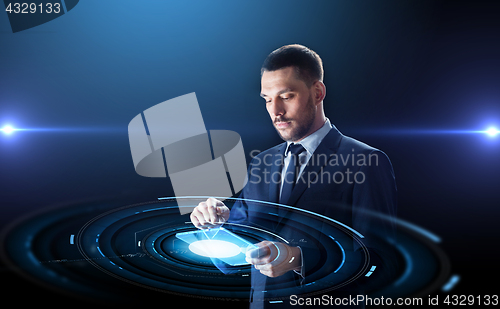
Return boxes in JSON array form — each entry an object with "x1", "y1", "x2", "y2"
[{"x1": 261, "y1": 67, "x2": 316, "y2": 142}]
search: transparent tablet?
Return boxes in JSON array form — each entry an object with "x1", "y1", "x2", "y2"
[{"x1": 175, "y1": 227, "x2": 257, "y2": 266}]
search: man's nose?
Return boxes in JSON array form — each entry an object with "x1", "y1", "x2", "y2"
[{"x1": 269, "y1": 99, "x2": 285, "y2": 117}]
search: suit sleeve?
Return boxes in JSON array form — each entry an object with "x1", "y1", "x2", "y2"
[
  {"x1": 351, "y1": 149, "x2": 399, "y2": 288},
  {"x1": 228, "y1": 156, "x2": 257, "y2": 224}
]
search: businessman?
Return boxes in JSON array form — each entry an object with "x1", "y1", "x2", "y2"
[{"x1": 191, "y1": 44, "x2": 397, "y2": 308}]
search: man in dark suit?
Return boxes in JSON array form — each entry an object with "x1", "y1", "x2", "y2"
[{"x1": 191, "y1": 44, "x2": 397, "y2": 308}]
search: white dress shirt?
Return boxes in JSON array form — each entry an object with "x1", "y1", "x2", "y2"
[
  {"x1": 278, "y1": 118, "x2": 332, "y2": 281},
  {"x1": 280, "y1": 118, "x2": 333, "y2": 196}
]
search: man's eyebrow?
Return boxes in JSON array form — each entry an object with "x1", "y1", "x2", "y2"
[{"x1": 260, "y1": 88, "x2": 294, "y2": 98}]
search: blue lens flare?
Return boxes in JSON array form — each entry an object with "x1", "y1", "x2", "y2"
[
  {"x1": 346, "y1": 126, "x2": 499, "y2": 139},
  {"x1": 1, "y1": 125, "x2": 15, "y2": 134},
  {"x1": 2, "y1": 121, "x2": 497, "y2": 142},
  {"x1": 0, "y1": 125, "x2": 122, "y2": 135},
  {"x1": 484, "y1": 126, "x2": 499, "y2": 137}
]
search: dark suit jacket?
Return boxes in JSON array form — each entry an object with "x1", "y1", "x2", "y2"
[{"x1": 228, "y1": 125, "x2": 398, "y2": 308}]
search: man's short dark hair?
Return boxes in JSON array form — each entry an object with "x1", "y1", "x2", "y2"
[{"x1": 261, "y1": 44, "x2": 323, "y2": 87}]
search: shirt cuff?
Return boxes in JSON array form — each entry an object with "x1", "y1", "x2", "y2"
[{"x1": 292, "y1": 246, "x2": 305, "y2": 285}]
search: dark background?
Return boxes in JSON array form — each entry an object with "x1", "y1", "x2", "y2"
[{"x1": 1, "y1": 0, "x2": 499, "y2": 306}]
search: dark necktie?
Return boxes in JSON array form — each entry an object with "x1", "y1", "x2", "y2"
[{"x1": 279, "y1": 143, "x2": 305, "y2": 205}]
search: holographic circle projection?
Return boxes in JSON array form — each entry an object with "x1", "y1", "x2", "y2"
[
  {"x1": 75, "y1": 197, "x2": 370, "y2": 299},
  {"x1": 0, "y1": 197, "x2": 456, "y2": 306}
]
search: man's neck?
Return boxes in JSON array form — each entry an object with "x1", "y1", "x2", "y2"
[{"x1": 294, "y1": 115, "x2": 327, "y2": 143}]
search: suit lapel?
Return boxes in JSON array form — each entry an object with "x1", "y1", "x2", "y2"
[
  {"x1": 269, "y1": 143, "x2": 286, "y2": 203},
  {"x1": 271, "y1": 127, "x2": 343, "y2": 230},
  {"x1": 286, "y1": 127, "x2": 343, "y2": 207}
]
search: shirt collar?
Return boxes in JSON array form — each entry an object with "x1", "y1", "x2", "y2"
[{"x1": 285, "y1": 118, "x2": 332, "y2": 157}]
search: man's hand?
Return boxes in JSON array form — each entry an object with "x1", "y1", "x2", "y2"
[
  {"x1": 245, "y1": 241, "x2": 302, "y2": 278},
  {"x1": 190, "y1": 197, "x2": 230, "y2": 229}
]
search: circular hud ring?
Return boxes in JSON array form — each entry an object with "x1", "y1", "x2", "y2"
[
  {"x1": 76, "y1": 197, "x2": 370, "y2": 299},
  {"x1": 1, "y1": 196, "x2": 453, "y2": 305}
]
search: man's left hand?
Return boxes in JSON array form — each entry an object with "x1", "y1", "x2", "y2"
[{"x1": 245, "y1": 241, "x2": 302, "y2": 278}]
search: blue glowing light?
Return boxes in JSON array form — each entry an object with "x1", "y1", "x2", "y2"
[
  {"x1": 484, "y1": 127, "x2": 499, "y2": 137},
  {"x1": 1, "y1": 125, "x2": 15, "y2": 134},
  {"x1": 0, "y1": 125, "x2": 122, "y2": 135},
  {"x1": 188, "y1": 240, "x2": 241, "y2": 258},
  {"x1": 441, "y1": 274, "x2": 461, "y2": 292},
  {"x1": 343, "y1": 126, "x2": 500, "y2": 140}
]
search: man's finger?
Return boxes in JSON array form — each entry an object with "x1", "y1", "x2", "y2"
[
  {"x1": 192, "y1": 208, "x2": 208, "y2": 227},
  {"x1": 247, "y1": 241, "x2": 272, "y2": 258},
  {"x1": 259, "y1": 269, "x2": 283, "y2": 278},
  {"x1": 196, "y1": 203, "x2": 212, "y2": 224},
  {"x1": 247, "y1": 245, "x2": 270, "y2": 259},
  {"x1": 254, "y1": 263, "x2": 272, "y2": 271},
  {"x1": 216, "y1": 205, "x2": 229, "y2": 216},
  {"x1": 207, "y1": 204, "x2": 217, "y2": 224},
  {"x1": 246, "y1": 249, "x2": 273, "y2": 265},
  {"x1": 190, "y1": 213, "x2": 201, "y2": 228},
  {"x1": 206, "y1": 198, "x2": 226, "y2": 224}
]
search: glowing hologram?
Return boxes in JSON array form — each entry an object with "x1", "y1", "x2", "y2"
[
  {"x1": 365, "y1": 265, "x2": 377, "y2": 277},
  {"x1": 189, "y1": 240, "x2": 240, "y2": 258},
  {"x1": 221, "y1": 197, "x2": 365, "y2": 239},
  {"x1": 176, "y1": 226, "x2": 257, "y2": 266},
  {"x1": 1, "y1": 196, "x2": 454, "y2": 303},
  {"x1": 441, "y1": 274, "x2": 461, "y2": 292},
  {"x1": 333, "y1": 239, "x2": 346, "y2": 273}
]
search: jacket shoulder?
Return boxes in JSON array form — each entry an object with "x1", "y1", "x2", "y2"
[
  {"x1": 338, "y1": 135, "x2": 394, "y2": 171},
  {"x1": 339, "y1": 135, "x2": 380, "y2": 154},
  {"x1": 250, "y1": 142, "x2": 285, "y2": 161}
]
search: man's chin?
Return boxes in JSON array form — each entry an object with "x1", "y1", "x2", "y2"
[
  {"x1": 275, "y1": 127, "x2": 291, "y2": 141},
  {"x1": 274, "y1": 124, "x2": 305, "y2": 142},
  {"x1": 277, "y1": 130, "x2": 297, "y2": 142}
]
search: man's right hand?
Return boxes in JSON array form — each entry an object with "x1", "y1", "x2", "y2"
[{"x1": 190, "y1": 197, "x2": 230, "y2": 229}]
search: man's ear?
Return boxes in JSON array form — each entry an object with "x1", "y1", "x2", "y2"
[{"x1": 312, "y1": 80, "x2": 326, "y2": 105}]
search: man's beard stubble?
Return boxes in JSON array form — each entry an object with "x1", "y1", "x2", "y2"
[{"x1": 274, "y1": 94, "x2": 316, "y2": 142}]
